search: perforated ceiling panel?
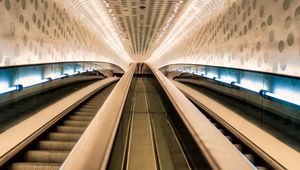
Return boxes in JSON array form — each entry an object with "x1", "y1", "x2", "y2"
[
  {"x1": 148, "y1": 0, "x2": 300, "y2": 77},
  {"x1": 104, "y1": 0, "x2": 187, "y2": 61},
  {"x1": 0, "y1": 0, "x2": 131, "y2": 70}
]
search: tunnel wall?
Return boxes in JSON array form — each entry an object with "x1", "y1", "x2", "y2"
[
  {"x1": 149, "y1": 0, "x2": 300, "y2": 78},
  {"x1": 0, "y1": 0, "x2": 129, "y2": 70}
]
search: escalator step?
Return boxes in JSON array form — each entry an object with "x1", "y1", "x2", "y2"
[
  {"x1": 256, "y1": 166, "x2": 268, "y2": 170},
  {"x1": 234, "y1": 144, "x2": 243, "y2": 152},
  {"x1": 225, "y1": 135, "x2": 233, "y2": 142},
  {"x1": 244, "y1": 153, "x2": 255, "y2": 163},
  {"x1": 36, "y1": 141, "x2": 76, "y2": 151},
  {"x1": 218, "y1": 128, "x2": 225, "y2": 134},
  {"x1": 46, "y1": 133, "x2": 81, "y2": 142},
  {"x1": 80, "y1": 105, "x2": 100, "y2": 109},
  {"x1": 62, "y1": 120, "x2": 90, "y2": 127},
  {"x1": 68, "y1": 116, "x2": 93, "y2": 121},
  {"x1": 85, "y1": 101, "x2": 101, "y2": 104},
  {"x1": 55, "y1": 126, "x2": 86, "y2": 134},
  {"x1": 23, "y1": 150, "x2": 68, "y2": 163},
  {"x1": 83, "y1": 103, "x2": 100, "y2": 106},
  {"x1": 9, "y1": 162, "x2": 60, "y2": 170},
  {"x1": 77, "y1": 108, "x2": 99, "y2": 112},
  {"x1": 73, "y1": 112, "x2": 95, "y2": 117}
]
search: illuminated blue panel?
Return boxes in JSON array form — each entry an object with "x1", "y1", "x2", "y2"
[
  {"x1": 17, "y1": 66, "x2": 43, "y2": 87},
  {"x1": 0, "y1": 68, "x2": 17, "y2": 90},
  {"x1": 219, "y1": 68, "x2": 238, "y2": 84},
  {"x1": 0, "y1": 62, "x2": 122, "y2": 96},
  {"x1": 239, "y1": 72, "x2": 265, "y2": 93},
  {"x1": 206, "y1": 67, "x2": 218, "y2": 78},
  {"x1": 63, "y1": 63, "x2": 76, "y2": 75},
  {"x1": 75, "y1": 64, "x2": 84, "y2": 72}
]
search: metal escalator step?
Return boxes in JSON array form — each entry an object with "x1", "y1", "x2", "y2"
[
  {"x1": 82, "y1": 103, "x2": 99, "y2": 106},
  {"x1": 225, "y1": 135, "x2": 233, "y2": 142},
  {"x1": 46, "y1": 133, "x2": 81, "y2": 142},
  {"x1": 9, "y1": 162, "x2": 60, "y2": 170},
  {"x1": 23, "y1": 150, "x2": 68, "y2": 163},
  {"x1": 62, "y1": 120, "x2": 90, "y2": 127},
  {"x1": 92, "y1": 98, "x2": 105, "y2": 101},
  {"x1": 234, "y1": 144, "x2": 243, "y2": 152},
  {"x1": 77, "y1": 108, "x2": 99, "y2": 112},
  {"x1": 68, "y1": 116, "x2": 93, "y2": 121},
  {"x1": 55, "y1": 126, "x2": 86, "y2": 134},
  {"x1": 256, "y1": 166, "x2": 268, "y2": 170},
  {"x1": 80, "y1": 105, "x2": 100, "y2": 109},
  {"x1": 218, "y1": 128, "x2": 225, "y2": 134},
  {"x1": 36, "y1": 141, "x2": 76, "y2": 151},
  {"x1": 244, "y1": 153, "x2": 255, "y2": 163},
  {"x1": 84, "y1": 103, "x2": 100, "y2": 106},
  {"x1": 73, "y1": 112, "x2": 95, "y2": 117}
]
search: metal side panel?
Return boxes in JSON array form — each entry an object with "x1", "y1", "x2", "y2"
[
  {"x1": 148, "y1": 64, "x2": 255, "y2": 170},
  {"x1": 0, "y1": 77, "x2": 119, "y2": 166},
  {"x1": 60, "y1": 64, "x2": 136, "y2": 170},
  {"x1": 173, "y1": 80, "x2": 300, "y2": 170}
]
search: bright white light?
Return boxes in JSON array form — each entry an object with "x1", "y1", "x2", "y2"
[
  {"x1": 201, "y1": 74, "x2": 214, "y2": 79},
  {"x1": 46, "y1": 73, "x2": 66, "y2": 80},
  {"x1": 68, "y1": 72, "x2": 79, "y2": 76},
  {"x1": 207, "y1": 72, "x2": 218, "y2": 78},
  {"x1": 80, "y1": 70, "x2": 87, "y2": 73},
  {"x1": 220, "y1": 75, "x2": 237, "y2": 84},
  {"x1": 272, "y1": 88, "x2": 300, "y2": 106},
  {"x1": 18, "y1": 75, "x2": 42, "y2": 87},
  {"x1": 0, "y1": 81, "x2": 10, "y2": 89},
  {"x1": 22, "y1": 79, "x2": 49, "y2": 88},
  {"x1": 214, "y1": 78, "x2": 231, "y2": 84},
  {"x1": 266, "y1": 92, "x2": 300, "y2": 106},
  {"x1": 0, "y1": 86, "x2": 17, "y2": 94}
]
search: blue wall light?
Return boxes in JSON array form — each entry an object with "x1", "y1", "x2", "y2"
[
  {"x1": 260, "y1": 90, "x2": 300, "y2": 106},
  {"x1": 0, "y1": 85, "x2": 23, "y2": 95},
  {"x1": 22, "y1": 79, "x2": 50, "y2": 88},
  {"x1": 201, "y1": 74, "x2": 214, "y2": 79},
  {"x1": 231, "y1": 81, "x2": 261, "y2": 93},
  {"x1": 213, "y1": 77, "x2": 231, "y2": 84}
]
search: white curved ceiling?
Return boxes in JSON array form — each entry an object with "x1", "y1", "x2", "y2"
[
  {"x1": 1, "y1": 0, "x2": 300, "y2": 77},
  {"x1": 66, "y1": 0, "x2": 191, "y2": 62}
]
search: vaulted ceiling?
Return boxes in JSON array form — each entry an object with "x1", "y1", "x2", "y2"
[
  {"x1": 1, "y1": 0, "x2": 300, "y2": 77},
  {"x1": 67, "y1": 0, "x2": 189, "y2": 62},
  {"x1": 106, "y1": 0, "x2": 186, "y2": 61}
]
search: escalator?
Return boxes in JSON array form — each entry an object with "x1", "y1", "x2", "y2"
[
  {"x1": 179, "y1": 81, "x2": 300, "y2": 153},
  {"x1": 0, "y1": 80, "x2": 99, "y2": 132},
  {"x1": 173, "y1": 80, "x2": 280, "y2": 169},
  {"x1": 1, "y1": 82, "x2": 116, "y2": 170},
  {"x1": 108, "y1": 76, "x2": 211, "y2": 170}
]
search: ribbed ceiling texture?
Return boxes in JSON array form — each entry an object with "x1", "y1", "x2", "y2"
[{"x1": 68, "y1": 0, "x2": 191, "y2": 62}]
